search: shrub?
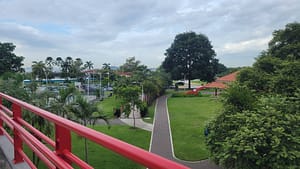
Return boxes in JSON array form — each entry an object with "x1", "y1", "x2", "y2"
[{"x1": 207, "y1": 93, "x2": 300, "y2": 169}]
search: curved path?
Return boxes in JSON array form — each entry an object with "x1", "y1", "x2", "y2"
[{"x1": 150, "y1": 96, "x2": 221, "y2": 169}]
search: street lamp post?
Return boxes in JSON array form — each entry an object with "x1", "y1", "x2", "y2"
[
  {"x1": 107, "y1": 72, "x2": 110, "y2": 89},
  {"x1": 99, "y1": 72, "x2": 103, "y2": 98},
  {"x1": 87, "y1": 73, "x2": 90, "y2": 96}
]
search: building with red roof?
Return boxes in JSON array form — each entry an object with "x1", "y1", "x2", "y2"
[{"x1": 203, "y1": 71, "x2": 239, "y2": 95}]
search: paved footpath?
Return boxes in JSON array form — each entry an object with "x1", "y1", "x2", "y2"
[{"x1": 150, "y1": 96, "x2": 221, "y2": 169}]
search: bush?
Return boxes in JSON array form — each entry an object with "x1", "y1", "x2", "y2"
[
  {"x1": 206, "y1": 93, "x2": 300, "y2": 169},
  {"x1": 171, "y1": 91, "x2": 208, "y2": 97},
  {"x1": 221, "y1": 83, "x2": 256, "y2": 112},
  {"x1": 139, "y1": 102, "x2": 148, "y2": 117}
]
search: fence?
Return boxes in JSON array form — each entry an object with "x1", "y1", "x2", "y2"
[{"x1": 0, "y1": 92, "x2": 189, "y2": 169}]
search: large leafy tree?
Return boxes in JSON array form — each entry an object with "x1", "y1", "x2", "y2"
[
  {"x1": 0, "y1": 72, "x2": 29, "y2": 100},
  {"x1": 0, "y1": 42, "x2": 24, "y2": 75},
  {"x1": 238, "y1": 23, "x2": 300, "y2": 96},
  {"x1": 119, "y1": 57, "x2": 143, "y2": 73},
  {"x1": 114, "y1": 85, "x2": 141, "y2": 128},
  {"x1": 207, "y1": 86, "x2": 300, "y2": 169},
  {"x1": 268, "y1": 22, "x2": 300, "y2": 60},
  {"x1": 162, "y1": 32, "x2": 218, "y2": 88},
  {"x1": 207, "y1": 22, "x2": 300, "y2": 169}
]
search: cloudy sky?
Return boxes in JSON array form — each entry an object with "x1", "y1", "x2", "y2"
[{"x1": 1, "y1": 0, "x2": 300, "y2": 69}]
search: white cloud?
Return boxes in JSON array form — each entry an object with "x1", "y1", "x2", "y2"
[
  {"x1": 219, "y1": 36, "x2": 272, "y2": 54},
  {"x1": 0, "y1": 0, "x2": 300, "y2": 68}
]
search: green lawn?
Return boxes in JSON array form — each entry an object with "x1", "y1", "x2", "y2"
[
  {"x1": 98, "y1": 96, "x2": 121, "y2": 118},
  {"x1": 168, "y1": 96, "x2": 222, "y2": 160},
  {"x1": 24, "y1": 125, "x2": 151, "y2": 169},
  {"x1": 72, "y1": 125, "x2": 151, "y2": 169}
]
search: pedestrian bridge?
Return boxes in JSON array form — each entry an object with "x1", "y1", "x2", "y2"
[{"x1": 0, "y1": 92, "x2": 189, "y2": 169}]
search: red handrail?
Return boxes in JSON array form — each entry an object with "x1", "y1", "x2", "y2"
[{"x1": 0, "y1": 92, "x2": 190, "y2": 169}]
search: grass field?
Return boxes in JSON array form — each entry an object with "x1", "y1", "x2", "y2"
[
  {"x1": 168, "y1": 96, "x2": 222, "y2": 160},
  {"x1": 24, "y1": 125, "x2": 151, "y2": 169},
  {"x1": 72, "y1": 125, "x2": 151, "y2": 169},
  {"x1": 98, "y1": 96, "x2": 121, "y2": 118}
]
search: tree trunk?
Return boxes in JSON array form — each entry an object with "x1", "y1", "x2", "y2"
[
  {"x1": 188, "y1": 79, "x2": 191, "y2": 89},
  {"x1": 84, "y1": 138, "x2": 88, "y2": 163},
  {"x1": 132, "y1": 104, "x2": 136, "y2": 128}
]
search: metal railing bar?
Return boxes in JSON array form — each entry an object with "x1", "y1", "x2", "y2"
[
  {"x1": 1, "y1": 109, "x2": 72, "y2": 169},
  {"x1": 0, "y1": 127, "x2": 13, "y2": 143},
  {"x1": 18, "y1": 118, "x2": 55, "y2": 148},
  {"x1": 63, "y1": 150, "x2": 93, "y2": 169},
  {"x1": 17, "y1": 148, "x2": 38, "y2": 169},
  {"x1": 0, "y1": 104, "x2": 13, "y2": 116}
]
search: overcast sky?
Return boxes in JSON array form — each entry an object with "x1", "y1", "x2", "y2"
[{"x1": 1, "y1": 0, "x2": 300, "y2": 69}]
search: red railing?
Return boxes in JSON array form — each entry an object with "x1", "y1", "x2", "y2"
[{"x1": 0, "y1": 92, "x2": 189, "y2": 169}]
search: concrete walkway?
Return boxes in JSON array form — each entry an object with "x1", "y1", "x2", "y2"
[
  {"x1": 150, "y1": 96, "x2": 221, "y2": 169},
  {"x1": 0, "y1": 136, "x2": 30, "y2": 169},
  {"x1": 0, "y1": 147, "x2": 12, "y2": 169},
  {"x1": 119, "y1": 106, "x2": 153, "y2": 132}
]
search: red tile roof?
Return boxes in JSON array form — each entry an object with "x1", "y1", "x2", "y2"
[
  {"x1": 216, "y1": 71, "x2": 238, "y2": 82},
  {"x1": 204, "y1": 81, "x2": 227, "y2": 89},
  {"x1": 204, "y1": 71, "x2": 239, "y2": 89}
]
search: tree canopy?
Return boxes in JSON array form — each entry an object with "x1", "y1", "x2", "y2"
[
  {"x1": 119, "y1": 57, "x2": 148, "y2": 74},
  {"x1": 238, "y1": 23, "x2": 300, "y2": 96},
  {"x1": 268, "y1": 22, "x2": 300, "y2": 60},
  {"x1": 162, "y1": 32, "x2": 219, "y2": 88},
  {"x1": 206, "y1": 22, "x2": 300, "y2": 169},
  {"x1": 0, "y1": 42, "x2": 24, "y2": 75}
]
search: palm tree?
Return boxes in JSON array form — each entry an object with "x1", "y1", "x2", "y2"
[
  {"x1": 84, "y1": 61, "x2": 94, "y2": 70},
  {"x1": 54, "y1": 57, "x2": 63, "y2": 76},
  {"x1": 68, "y1": 95, "x2": 109, "y2": 162},
  {"x1": 48, "y1": 85, "x2": 77, "y2": 117},
  {"x1": 45, "y1": 57, "x2": 53, "y2": 67},
  {"x1": 61, "y1": 57, "x2": 73, "y2": 78},
  {"x1": 45, "y1": 57, "x2": 54, "y2": 81},
  {"x1": 32, "y1": 61, "x2": 49, "y2": 84},
  {"x1": 84, "y1": 61, "x2": 94, "y2": 87},
  {"x1": 55, "y1": 57, "x2": 63, "y2": 67},
  {"x1": 102, "y1": 63, "x2": 111, "y2": 71}
]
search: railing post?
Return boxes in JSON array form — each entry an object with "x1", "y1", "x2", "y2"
[
  {"x1": 55, "y1": 124, "x2": 72, "y2": 164},
  {"x1": 0, "y1": 96, "x2": 3, "y2": 135},
  {"x1": 12, "y1": 103, "x2": 23, "y2": 163}
]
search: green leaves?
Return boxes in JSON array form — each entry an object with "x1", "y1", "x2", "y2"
[
  {"x1": 269, "y1": 22, "x2": 300, "y2": 60},
  {"x1": 207, "y1": 93, "x2": 300, "y2": 169},
  {"x1": 162, "y1": 32, "x2": 219, "y2": 88},
  {"x1": 238, "y1": 23, "x2": 300, "y2": 96},
  {"x1": 0, "y1": 42, "x2": 24, "y2": 75}
]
